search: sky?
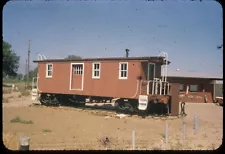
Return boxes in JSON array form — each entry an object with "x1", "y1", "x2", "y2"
[{"x1": 3, "y1": 0, "x2": 223, "y2": 77}]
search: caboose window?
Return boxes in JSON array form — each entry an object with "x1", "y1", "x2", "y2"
[
  {"x1": 73, "y1": 65, "x2": 83, "y2": 75},
  {"x1": 46, "y1": 64, "x2": 53, "y2": 78},
  {"x1": 119, "y1": 62, "x2": 128, "y2": 79},
  {"x1": 92, "y1": 62, "x2": 100, "y2": 79}
]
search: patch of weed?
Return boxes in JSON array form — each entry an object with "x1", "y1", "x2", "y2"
[
  {"x1": 42, "y1": 129, "x2": 52, "y2": 133},
  {"x1": 10, "y1": 116, "x2": 33, "y2": 124}
]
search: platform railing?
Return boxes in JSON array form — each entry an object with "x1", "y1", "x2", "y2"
[{"x1": 141, "y1": 78, "x2": 170, "y2": 95}]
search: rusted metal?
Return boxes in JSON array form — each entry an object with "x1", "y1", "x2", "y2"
[
  {"x1": 170, "y1": 83, "x2": 180, "y2": 116},
  {"x1": 148, "y1": 95, "x2": 170, "y2": 104}
]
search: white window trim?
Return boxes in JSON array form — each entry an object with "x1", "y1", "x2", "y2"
[
  {"x1": 46, "y1": 63, "x2": 53, "y2": 78},
  {"x1": 92, "y1": 62, "x2": 101, "y2": 79},
  {"x1": 69, "y1": 63, "x2": 84, "y2": 91},
  {"x1": 73, "y1": 64, "x2": 83, "y2": 75},
  {"x1": 119, "y1": 62, "x2": 128, "y2": 80}
]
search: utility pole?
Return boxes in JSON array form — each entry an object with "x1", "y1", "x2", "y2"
[
  {"x1": 27, "y1": 40, "x2": 31, "y2": 88},
  {"x1": 25, "y1": 60, "x2": 27, "y2": 89}
]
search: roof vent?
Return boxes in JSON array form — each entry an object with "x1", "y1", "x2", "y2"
[{"x1": 125, "y1": 49, "x2": 129, "y2": 58}]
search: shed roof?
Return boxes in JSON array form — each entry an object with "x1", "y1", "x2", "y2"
[
  {"x1": 33, "y1": 56, "x2": 171, "y2": 65},
  {"x1": 163, "y1": 70, "x2": 223, "y2": 80}
]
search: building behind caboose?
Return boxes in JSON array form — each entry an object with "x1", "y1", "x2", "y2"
[{"x1": 165, "y1": 71, "x2": 223, "y2": 103}]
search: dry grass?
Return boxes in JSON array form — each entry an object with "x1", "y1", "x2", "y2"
[
  {"x1": 152, "y1": 146, "x2": 161, "y2": 150},
  {"x1": 19, "y1": 90, "x2": 30, "y2": 96},
  {"x1": 203, "y1": 133, "x2": 208, "y2": 139},
  {"x1": 211, "y1": 143, "x2": 216, "y2": 150},
  {"x1": 169, "y1": 139, "x2": 189, "y2": 150},
  {"x1": 160, "y1": 133, "x2": 165, "y2": 139},
  {"x1": 3, "y1": 132, "x2": 18, "y2": 150},
  {"x1": 2, "y1": 103, "x2": 223, "y2": 150},
  {"x1": 197, "y1": 144, "x2": 203, "y2": 148},
  {"x1": 3, "y1": 88, "x2": 12, "y2": 94},
  {"x1": 3, "y1": 98, "x2": 9, "y2": 103}
]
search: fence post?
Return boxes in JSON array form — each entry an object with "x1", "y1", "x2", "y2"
[
  {"x1": 194, "y1": 115, "x2": 199, "y2": 135},
  {"x1": 132, "y1": 130, "x2": 135, "y2": 150},
  {"x1": 19, "y1": 137, "x2": 30, "y2": 150},
  {"x1": 182, "y1": 119, "x2": 186, "y2": 143},
  {"x1": 196, "y1": 116, "x2": 199, "y2": 134},
  {"x1": 165, "y1": 123, "x2": 168, "y2": 146}
]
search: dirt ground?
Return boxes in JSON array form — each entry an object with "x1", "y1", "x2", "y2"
[{"x1": 2, "y1": 92, "x2": 223, "y2": 150}]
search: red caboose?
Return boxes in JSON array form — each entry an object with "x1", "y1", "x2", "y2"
[{"x1": 32, "y1": 55, "x2": 171, "y2": 114}]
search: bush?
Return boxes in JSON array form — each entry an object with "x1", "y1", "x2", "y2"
[{"x1": 20, "y1": 90, "x2": 30, "y2": 96}]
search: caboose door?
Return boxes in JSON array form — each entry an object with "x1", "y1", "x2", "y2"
[
  {"x1": 147, "y1": 63, "x2": 155, "y2": 94},
  {"x1": 70, "y1": 63, "x2": 84, "y2": 90}
]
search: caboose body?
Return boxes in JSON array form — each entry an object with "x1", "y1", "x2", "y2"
[{"x1": 32, "y1": 55, "x2": 171, "y2": 113}]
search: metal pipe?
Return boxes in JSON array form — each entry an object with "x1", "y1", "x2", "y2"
[
  {"x1": 37, "y1": 54, "x2": 42, "y2": 60},
  {"x1": 162, "y1": 65, "x2": 165, "y2": 82},
  {"x1": 165, "y1": 53, "x2": 168, "y2": 83},
  {"x1": 147, "y1": 81, "x2": 149, "y2": 95},
  {"x1": 182, "y1": 120, "x2": 186, "y2": 143},
  {"x1": 139, "y1": 80, "x2": 142, "y2": 94},
  {"x1": 42, "y1": 55, "x2": 47, "y2": 59},
  {"x1": 19, "y1": 137, "x2": 30, "y2": 151},
  {"x1": 159, "y1": 52, "x2": 165, "y2": 82},
  {"x1": 148, "y1": 80, "x2": 151, "y2": 95},
  {"x1": 163, "y1": 82, "x2": 166, "y2": 95},
  {"x1": 152, "y1": 80, "x2": 155, "y2": 95},
  {"x1": 167, "y1": 83, "x2": 170, "y2": 95},
  {"x1": 155, "y1": 81, "x2": 158, "y2": 94},
  {"x1": 165, "y1": 123, "x2": 168, "y2": 145},
  {"x1": 159, "y1": 79, "x2": 162, "y2": 95},
  {"x1": 132, "y1": 130, "x2": 135, "y2": 150}
]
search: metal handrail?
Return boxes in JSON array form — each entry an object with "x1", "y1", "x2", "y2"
[{"x1": 140, "y1": 78, "x2": 170, "y2": 95}]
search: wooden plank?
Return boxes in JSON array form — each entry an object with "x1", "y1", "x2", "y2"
[{"x1": 170, "y1": 83, "x2": 180, "y2": 116}]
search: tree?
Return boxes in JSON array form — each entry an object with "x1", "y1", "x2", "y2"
[
  {"x1": 3, "y1": 40, "x2": 20, "y2": 76},
  {"x1": 65, "y1": 55, "x2": 82, "y2": 60},
  {"x1": 24, "y1": 67, "x2": 38, "y2": 82},
  {"x1": 17, "y1": 73, "x2": 24, "y2": 81}
]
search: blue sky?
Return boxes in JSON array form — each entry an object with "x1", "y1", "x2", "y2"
[{"x1": 3, "y1": 0, "x2": 223, "y2": 76}]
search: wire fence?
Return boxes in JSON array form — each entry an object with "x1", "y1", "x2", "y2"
[{"x1": 13, "y1": 114, "x2": 222, "y2": 151}]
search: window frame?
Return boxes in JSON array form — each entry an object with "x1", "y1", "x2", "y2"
[
  {"x1": 147, "y1": 63, "x2": 155, "y2": 80},
  {"x1": 73, "y1": 64, "x2": 83, "y2": 75},
  {"x1": 180, "y1": 84, "x2": 185, "y2": 91},
  {"x1": 92, "y1": 62, "x2": 101, "y2": 79},
  {"x1": 46, "y1": 63, "x2": 53, "y2": 78},
  {"x1": 119, "y1": 62, "x2": 128, "y2": 80},
  {"x1": 189, "y1": 85, "x2": 198, "y2": 92}
]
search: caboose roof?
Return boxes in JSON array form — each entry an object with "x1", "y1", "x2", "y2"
[{"x1": 33, "y1": 56, "x2": 171, "y2": 65}]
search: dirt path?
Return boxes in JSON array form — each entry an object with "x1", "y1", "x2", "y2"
[
  {"x1": 2, "y1": 93, "x2": 223, "y2": 150},
  {"x1": 2, "y1": 92, "x2": 39, "y2": 108}
]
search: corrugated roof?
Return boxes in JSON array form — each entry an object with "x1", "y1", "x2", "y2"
[{"x1": 33, "y1": 56, "x2": 171, "y2": 65}]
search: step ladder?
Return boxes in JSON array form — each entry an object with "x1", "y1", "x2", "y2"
[{"x1": 31, "y1": 77, "x2": 38, "y2": 101}]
